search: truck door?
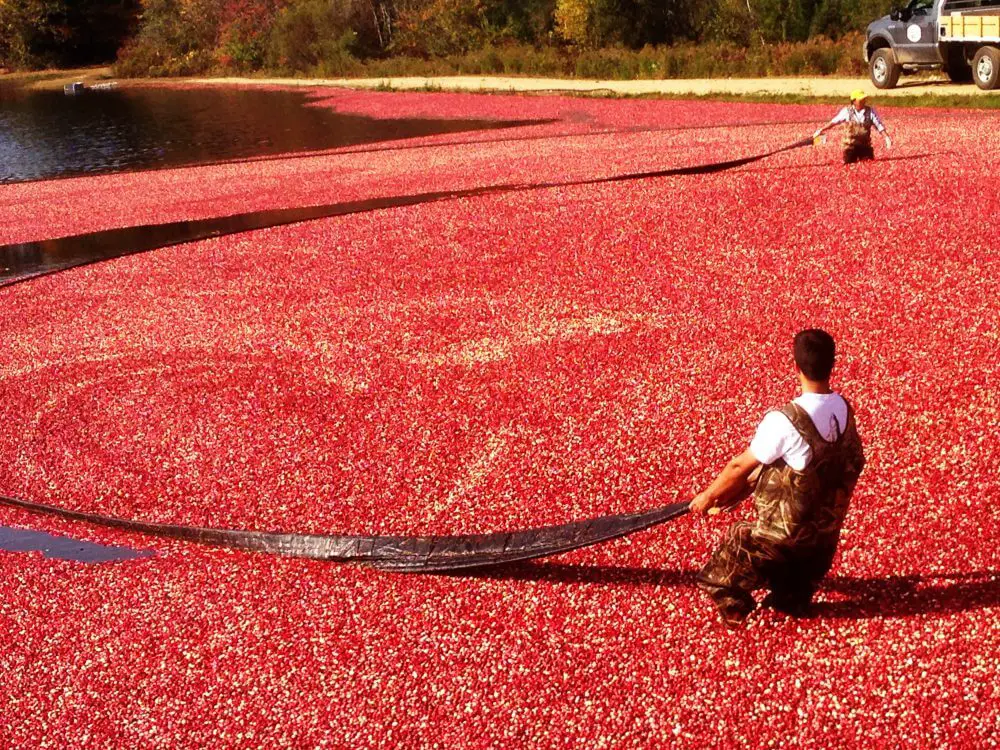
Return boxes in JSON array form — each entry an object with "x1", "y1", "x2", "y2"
[{"x1": 895, "y1": 0, "x2": 943, "y2": 63}]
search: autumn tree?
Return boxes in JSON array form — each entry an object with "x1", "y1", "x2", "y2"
[{"x1": 0, "y1": 0, "x2": 138, "y2": 69}]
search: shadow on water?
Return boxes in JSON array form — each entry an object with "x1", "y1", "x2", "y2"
[
  {"x1": 0, "y1": 526, "x2": 155, "y2": 564},
  {"x1": 461, "y1": 562, "x2": 1000, "y2": 619},
  {"x1": 451, "y1": 562, "x2": 700, "y2": 587},
  {"x1": 0, "y1": 138, "x2": 811, "y2": 286},
  {"x1": 0, "y1": 85, "x2": 544, "y2": 184},
  {"x1": 0, "y1": 185, "x2": 513, "y2": 285},
  {"x1": 738, "y1": 150, "x2": 947, "y2": 175},
  {"x1": 862, "y1": 151, "x2": 950, "y2": 163},
  {"x1": 815, "y1": 571, "x2": 1000, "y2": 620}
]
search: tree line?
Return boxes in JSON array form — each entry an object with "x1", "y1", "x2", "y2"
[
  {"x1": 1, "y1": 0, "x2": 896, "y2": 74},
  {"x1": 1, "y1": 1, "x2": 139, "y2": 69}
]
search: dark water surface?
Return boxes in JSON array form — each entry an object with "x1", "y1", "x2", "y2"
[
  {"x1": 0, "y1": 84, "x2": 525, "y2": 184},
  {"x1": 0, "y1": 525, "x2": 154, "y2": 563}
]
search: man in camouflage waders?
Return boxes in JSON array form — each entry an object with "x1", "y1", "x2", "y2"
[
  {"x1": 689, "y1": 329, "x2": 865, "y2": 628},
  {"x1": 813, "y1": 90, "x2": 892, "y2": 164}
]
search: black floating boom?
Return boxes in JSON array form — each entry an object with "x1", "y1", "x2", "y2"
[{"x1": 0, "y1": 494, "x2": 690, "y2": 572}]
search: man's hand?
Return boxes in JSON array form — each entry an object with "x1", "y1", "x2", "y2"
[
  {"x1": 884, "y1": 134, "x2": 893, "y2": 149},
  {"x1": 689, "y1": 491, "x2": 715, "y2": 514}
]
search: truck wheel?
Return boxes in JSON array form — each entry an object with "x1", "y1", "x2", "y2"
[
  {"x1": 870, "y1": 49, "x2": 900, "y2": 89},
  {"x1": 972, "y1": 46, "x2": 1000, "y2": 90}
]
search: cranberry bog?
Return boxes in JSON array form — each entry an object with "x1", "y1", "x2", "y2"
[{"x1": 1, "y1": 89, "x2": 998, "y2": 747}]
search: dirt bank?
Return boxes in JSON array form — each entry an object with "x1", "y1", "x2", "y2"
[
  {"x1": 191, "y1": 74, "x2": 993, "y2": 98},
  {"x1": 0, "y1": 66, "x2": 113, "y2": 90},
  {"x1": 6, "y1": 68, "x2": 994, "y2": 103}
]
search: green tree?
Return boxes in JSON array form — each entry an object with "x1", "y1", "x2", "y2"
[
  {"x1": 556, "y1": 0, "x2": 700, "y2": 48},
  {"x1": 809, "y1": 0, "x2": 896, "y2": 38},
  {"x1": 697, "y1": 0, "x2": 756, "y2": 45},
  {"x1": 1, "y1": 0, "x2": 60, "y2": 69},
  {"x1": 266, "y1": 0, "x2": 358, "y2": 71},
  {"x1": 391, "y1": 0, "x2": 492, "y2": 56},
  {"x1": 485, "y1": 0, "x2": 556, "y2": 43}
]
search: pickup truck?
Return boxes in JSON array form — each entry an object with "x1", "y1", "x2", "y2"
[{"x1": 865, "y1": 0, "x2": 1000, "y2": 89}]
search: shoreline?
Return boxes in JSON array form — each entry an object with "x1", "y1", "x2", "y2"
[
  {"x1": 5, "y1": 68, "x2": 997, "y2": 106},
  {"x1": 0, "y1": 66, "x2": 113, "y2": 89},
  {"x1": 189, "y1": 73, "x2": 995, "y2": 99}
]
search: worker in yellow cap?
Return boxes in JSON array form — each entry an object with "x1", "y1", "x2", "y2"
[{"x1": 813, "y1": 90, "x2": 892, "y2": 164}]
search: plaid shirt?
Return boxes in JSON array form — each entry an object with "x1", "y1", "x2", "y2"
[{"x1": 830, "y1": 106, "x2": 886, "y2": 133}]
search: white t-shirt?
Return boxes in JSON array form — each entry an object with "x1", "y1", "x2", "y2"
[{"x1": 749, "y1": 392, "x2": 848, "y2": 471}]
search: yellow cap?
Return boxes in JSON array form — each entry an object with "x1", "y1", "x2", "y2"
[{"x1": 850, "y1": 89, "x2": 868, "y2": 102}]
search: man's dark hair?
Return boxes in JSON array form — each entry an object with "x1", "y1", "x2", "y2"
[{"x1": 794, "y1": 329, "x2": 836, "y2": 381}]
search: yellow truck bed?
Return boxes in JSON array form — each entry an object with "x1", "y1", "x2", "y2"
[{"x1": 940, "y1": 13, "x2": 1000, "y2": 41}]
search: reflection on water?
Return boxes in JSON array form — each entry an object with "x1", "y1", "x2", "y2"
[{"x1": 0, "y1": 84, "x2": 526, "y2": 183}]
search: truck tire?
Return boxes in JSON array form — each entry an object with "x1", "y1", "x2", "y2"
[
  {"x1": 972, "y1": 46, "x2": 1000, "y2": 90},
  {"x1": 870, "y1": 48, "x2": 900, "y2": 89}
]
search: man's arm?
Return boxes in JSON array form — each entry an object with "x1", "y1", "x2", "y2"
[
  {"x1": 689, "y1": 449, "x2": 762, "y2": 514},
  {"x1": 871, "y1": 108, "x2": 892, "y2": 148},
  {"x1": 813, "y1": 108, "x2": 848, "y2": 138}
]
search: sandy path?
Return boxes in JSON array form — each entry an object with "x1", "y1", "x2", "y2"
[
  {"x1": 192, "y1": 74, "x2": 994, "y2": 98},
  {"x1": 6, "y1": 67, "x2": 991, "y2": 98}
]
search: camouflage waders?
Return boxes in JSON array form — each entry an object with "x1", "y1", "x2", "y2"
[
  {"x1": 698, "y1": 400, "x2": 865, "y2": 625},
  {"x1": 843, "y1": 107, "x2": 876, "y2": 164}
]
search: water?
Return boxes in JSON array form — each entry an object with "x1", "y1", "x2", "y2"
[
  {"x1": 0, "y1": 83, "x2": 528, "y2": 184},
  {"x1": 0, "y1": 526, "x2": 154, "y2": 563}
]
